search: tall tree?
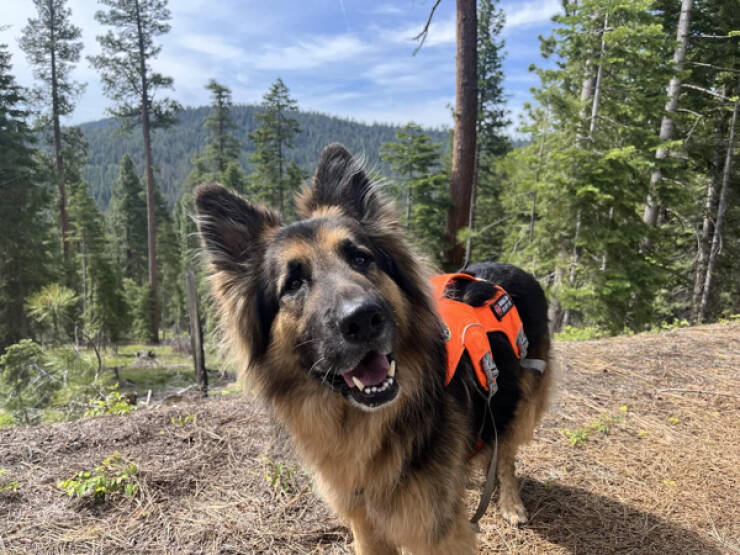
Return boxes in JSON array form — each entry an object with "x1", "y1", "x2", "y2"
[
  {"x1": 108, "y1": 154, "x2": 148, "y2": 282},
  {"x1": 381, "y1": 123, "x2": 448, "y2": 262},
  {"x1": 0, "y1": 42, "x2": 55, "y2": 352},
  {"x1": 203, "y1": 79, "x2": 240, "y2": 174},
  {"x1": 465, "y1": 0, "x2": 510, "y2": 264},
  {"x1": 445, "y1": 0, "x2": 478, "y2": 269},
  {"x1": 642, "y1": 0, "x2": 693, "y2": 231},
  {"x1": 19, "y1": 0, "x2": 83, "y2": 263},
  {"x1": 249, "y1": 78, "x2": 301, "y2": 219},
  {"x1": 89, "y1": 0, "x2": 181, "y2": 343}
]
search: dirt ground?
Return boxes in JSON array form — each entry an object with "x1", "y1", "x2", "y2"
[{"x1": 1, "y1": 322, "x2": 738, "y2": 553}]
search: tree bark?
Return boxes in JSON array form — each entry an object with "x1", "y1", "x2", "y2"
[
  {"x1": 643, "y1": 0, "x2": 693, "y2": 228},
  {"x1": 48, "y1": 0, "x2": 68, "y2": 262},
  {"x1": 697, "y1": 98, "x2": 737, "y2": 323},
  {"x1": 135, "y1": 0, "x2": 159, "y2": 343},
  {"x1": 444, "y1": 0, "x2": 477, "y2": 269},
  {"x1": 691, "y1": 107, "x2": 727, "y2": 321},
  {"x1": 186, "y1": 268, "x2": 207, "y2": 396}
]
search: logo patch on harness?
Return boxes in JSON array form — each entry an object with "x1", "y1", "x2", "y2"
[{"x1": 491, "y1": 293, "x2": 513, "y2": 320}]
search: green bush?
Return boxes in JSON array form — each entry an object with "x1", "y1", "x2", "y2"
[
  {"x1": 57, "y1": 452, "x2": 139, "y2": 500},
  {"x1": 85, "y1": 386, "x2": 135, "y2": 417},
  {"x1": 555, "y1": 325, "x2": 607, "y2": 342},
  {"x1": 0, "y1": 468, "x2": 19, "y2": 493},
  {"x1": 0, "y1": 409, "x2": 16, "y2": 429}
]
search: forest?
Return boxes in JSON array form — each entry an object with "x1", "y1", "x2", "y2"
[{"x1": 0, "y1": 0, "x2": 738, "y2": 429}]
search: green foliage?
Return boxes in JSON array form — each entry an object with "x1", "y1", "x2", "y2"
[
  {"x1": 0, "y1": 339, "x2": 62, "y2": 424},
  {"x1": 57, "y1": 452, "x2": 140, "y2": 500},
  {"x1": 0, "y1": 410, "x2": 17, "y2": 429},
  {"x1": 249, "y1": 78, "x2": 301, "y2": 219},
  {"x1": 170, "y1": 414, "x2": 195, "y2": 426},
  {"x1": 123, "y1": 278, "x2": 156, "y2": 343},
  {"x1": 0, "y1": 43, "x2": 56, "y2": 353},
  {"x1": 202, "y1": 79, "x2": 240, "y2": 174},
  {"x1": 84, "y1": 385, "x2": 135, "y2": 417},
  {"x1": 555, "y1": 326, "x2": 607, "y2": 342},
  {"x1": 263, "y1": 459, "x2": 300, "y2": 494},
  {"x1": 562, "y1": 413, "x2": 616, "y2": 447},
  {"x1": 381, "y1": 122, "x2": 448, "y2": 263},
  {"x1": 25, "y1": 283, "x2": 78, "y2": 344},
  {"x1": 0, "y1": 469, "x2": 20, "y2": 493},
  {"x1": 108, "y1": 154, "x2": 148, "y2": 282},
  {"x1": 89, "y1": 0, "x2": 181, "y2": 131}
]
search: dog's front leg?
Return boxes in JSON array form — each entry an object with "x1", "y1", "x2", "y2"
[{"x1": 348, "y1": 507, "x2": 399, "y2": 555}]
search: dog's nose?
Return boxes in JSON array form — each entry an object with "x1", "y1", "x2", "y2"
[{"x1": 339, "y1": 301, "x2": 386, "y2": 344}]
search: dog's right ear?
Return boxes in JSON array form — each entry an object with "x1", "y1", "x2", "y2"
[{"x1": 194, "y1": 183, "x2": 279, "y2": 272}]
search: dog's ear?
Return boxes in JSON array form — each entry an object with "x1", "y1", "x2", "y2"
[
  {"x1": 194, "y1": 183, "x2": 279, "y2": 271},
  {"x1": 298, "y1": 143, "x2": 395, "y2": 225}
]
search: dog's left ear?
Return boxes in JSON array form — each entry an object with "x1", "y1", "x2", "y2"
[
  {"x1": 194, "y1": 183, "x2": 279, "y2": 272},
  {"x1": 297, "y1": 143, "x2": 396, "y2": 226}
]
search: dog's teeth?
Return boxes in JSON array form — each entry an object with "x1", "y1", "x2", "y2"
[
  {"x1": 352, "y1": 377, "x2": 365, "y2": 391},
  {"x1": 389, "y1": 360, "x2": 396, "y2": 378}
]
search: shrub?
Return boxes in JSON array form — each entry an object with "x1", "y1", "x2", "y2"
[
  {"x1": 57, "y1": 452, "x2": 139, "y2": 500},
  {"x1": 84, "y1": 385, "x2": 135, "y2": 417}
]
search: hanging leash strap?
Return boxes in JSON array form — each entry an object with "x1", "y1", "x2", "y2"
[{"x1": 470, "y1": 361, "x2": 499, "y2": 528}]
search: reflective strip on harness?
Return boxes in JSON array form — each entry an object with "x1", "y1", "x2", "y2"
[{"x1": 430, "y1": 273, "x2": 527, "y2": 391}]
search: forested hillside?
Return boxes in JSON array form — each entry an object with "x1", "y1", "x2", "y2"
[{"x1": 80, "y1": 106, "x2": 451, "y2": 209}]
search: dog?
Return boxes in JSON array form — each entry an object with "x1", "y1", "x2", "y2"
[{"x1": 194, "y1": 143, "x2": 552, "y2": 554}]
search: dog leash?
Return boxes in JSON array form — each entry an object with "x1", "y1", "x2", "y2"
[{"x1": 470, "y1": 358, "x2": 499, "y2": 529}]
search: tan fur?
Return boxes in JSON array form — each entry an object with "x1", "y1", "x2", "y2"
[{"x1": 196, "y1": 148, "x2": 552, "y2": 553}]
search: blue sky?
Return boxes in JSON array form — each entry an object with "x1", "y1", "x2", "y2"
[{"x1": 2, "y1": 0, "x2": 559, "y2": 132}]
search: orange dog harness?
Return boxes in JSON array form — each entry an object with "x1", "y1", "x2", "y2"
[{"x1": 430, "y1": 273, "x2": 529, "y2": 392}]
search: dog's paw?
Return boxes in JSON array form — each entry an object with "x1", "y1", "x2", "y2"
[{"x1": 499, "y1": 500, "x2": 528, "y2": 526}]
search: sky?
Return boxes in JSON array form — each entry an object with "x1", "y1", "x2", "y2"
[{"x1": 2, "y1": 0, "x2": 560, "y2": 132}]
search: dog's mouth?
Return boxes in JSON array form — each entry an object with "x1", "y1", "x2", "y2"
[
  {"x1": 341, "y1": 351, "x2": 398, "y2": 409},
  {"x1": 314, "y1": 351, "x2": 399, "y2": 409}
]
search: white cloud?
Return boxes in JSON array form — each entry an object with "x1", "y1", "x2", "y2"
[
  {"x1": 382, "y1": 17, "x2": 456, "y2": 48},
  {"x1": 372, "y1": 4, "x2": 404, "y2": 16},
  {"x1": 178, "y1": 33, "x2": 246, "y2": 61},
  {"x1": 252, "y1": 33, "x2": 370, "y2": 71},
  {"x1": 505, "y1": 0, "x2": 561, "y2": 28}
]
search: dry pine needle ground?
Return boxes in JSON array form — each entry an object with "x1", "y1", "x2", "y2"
[{"x1": 1, "y1": 322, "x2": 738, "y2": 553}]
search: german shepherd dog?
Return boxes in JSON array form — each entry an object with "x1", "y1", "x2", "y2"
[{"x1": 195, "y1": 144, "x2": 552, "y2": 554}]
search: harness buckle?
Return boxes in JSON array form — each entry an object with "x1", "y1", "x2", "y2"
[{"x1": 480, "y1": 352, "x2": 498, "y2": 396}]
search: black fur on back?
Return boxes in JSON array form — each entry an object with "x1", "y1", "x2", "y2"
[{"x1": 444, "y1": 262, "x2": 549, "y2": 445}]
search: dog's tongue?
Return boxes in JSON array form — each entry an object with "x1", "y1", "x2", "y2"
[{"x1": 343, "y1": 352, "x2": 390, "y2": 388}]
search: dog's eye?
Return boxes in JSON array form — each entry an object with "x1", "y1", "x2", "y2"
[
  {"x1": 350, "y1": 251, "x2": 372, "y2": 270},
  {"x1": 285, "y1": 278, "x2": 304, "y2": 293}
]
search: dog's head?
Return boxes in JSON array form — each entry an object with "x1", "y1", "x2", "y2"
[{"x1": 195, "y1": 144, "x2": 440, "y2": 411}]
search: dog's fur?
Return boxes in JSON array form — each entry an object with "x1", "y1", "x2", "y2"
[{"x1": 195, "y1": 144, "x2": 551, "y2": 554}]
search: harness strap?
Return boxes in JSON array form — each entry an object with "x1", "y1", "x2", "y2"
[{"x1": 520, "y1": 358, "x2": 547, "y2": 374}]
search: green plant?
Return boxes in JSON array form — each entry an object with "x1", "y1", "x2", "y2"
[
  {"x1": 170, "y1": 414, "x2": 195, "y2": 426},
  {"x1": 0, "y1": 468, "x2": 19, "y2": 493},
  {"x1": 563, "y1": 427, "x2": 591, "y2": 447},
  {"x1": 57, "y1": 452, "x2": 139, "y2": 500},
  {"x1": 0, "y1": 409, "x2": 17, "y2": 429},
  {"x1": 263, "y1": 460, "x2": 299, "y2": 494},
  {"x1": 84, "y1": 385, "x2": 135, "y2": 417},
  {"x1": 554, "y1": 326, "x2": 607, "y2": 342}
]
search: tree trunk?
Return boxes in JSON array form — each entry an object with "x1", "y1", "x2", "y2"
[
  {"x1": 643, "y1": 0, "x2": 693, "y2": 228},
  {"x1": 691, "y1": 108, "x2": 727, "y2": 321},
  {"x1": 135, "y1": 0, "x2": 159, "y2": 343},
  {"x1": 444, "y1": 0, "x2": 477, "y2": 269},
  {"x1": 698, "y1": 98, "x2": 737, "y2": 323},
  {"x1": 186, "y1": 268, "x2": 207, "y2": 397},
  {"x1": 48, "y1": 0, "x2": 68, "y2": 262}
]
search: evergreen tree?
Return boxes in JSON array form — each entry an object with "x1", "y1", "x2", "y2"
[
  {"x1": 203, "y1": 79, "x2": 240, "y2": 174},
  {"x1": 249, "y1": 78, "x2": 301, "y2": 218},
  {"x1": 108, "y1": 154, "x2": 148, "y2": 282},
  {"x1": 381, "y1": 123, "x2": 448, "y2": 263},
  {"x1": 0, "y1": 43, "x2": 55, "y2": 352},
  {"x1": 89, "y1": 0, "x2": 182, "y2": 343},
  {"x1": 68, "y1": 181, "x2": 130, "y2": 346},
  {"x1": 467, "y1": 0, "x2": 510, "y2": 263},
  {"x1": 19, "y1": 0, "x2": 84, "y2": 262}
]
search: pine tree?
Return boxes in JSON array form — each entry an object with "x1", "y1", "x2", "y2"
[
  {"x1": 68, "y1": 181, "x2": 130, "y2": 345},
  {"x1": 89, "y1": 0, "x2": 182, "y2": 343},
  {"x1": 108, "y1": 154, "x2": 148, "y2": 283},
  {"x1": 466, "y1": 0, "x2": 510, "y2": 263},
  {"x1": 203, "y1": 79, "x2": 240, "y2": 174},
  {"x1": 0, "y1": 43, "x2": 55, "y2": 352},
  {"x1": 381, "y1": 123, "x2": 448, "y2": 263},
  {"x1": 19, "y1": 0, "x2": 84, "y2": 262},
  {"x1": 249, "y1": 78, "x2": 301, "y2": 218}
]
